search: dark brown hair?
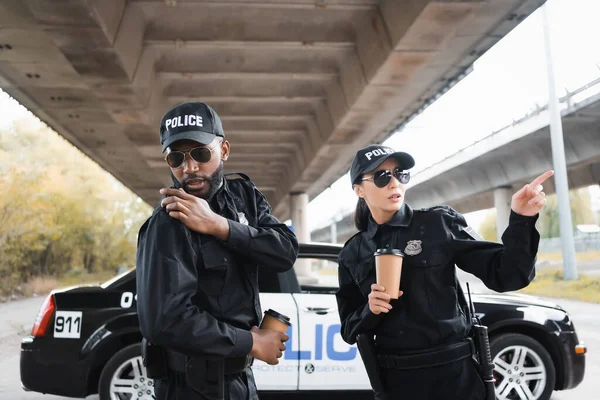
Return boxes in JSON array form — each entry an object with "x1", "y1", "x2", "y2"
[{"x1": 353, "y1": 197, "x2": 371, "y2": 231}]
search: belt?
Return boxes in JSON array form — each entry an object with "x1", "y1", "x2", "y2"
[
  {"x1": 377, "y1": 340, "x2": 473, "y2": 370},
  {"x1": 165, "y1": 350, "x2": 253, "y2": 375}
]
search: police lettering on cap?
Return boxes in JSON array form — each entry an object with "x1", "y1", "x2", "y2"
[
  {"x1": 350, "y1": 144, "x2": 415, "y2": 186},
  {"x1": 165, "y1": 115, "x2": 203, "y2": 130},
  {"x1": 159, "y1": 101, "x2": 225, "y2": 152}
]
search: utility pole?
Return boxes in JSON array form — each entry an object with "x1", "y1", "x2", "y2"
[{"x1": 542, "y1": 4, "x2": 578, "y2": 280}]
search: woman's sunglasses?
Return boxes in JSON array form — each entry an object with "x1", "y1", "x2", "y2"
[
  {"x1": 165, "y1": 145, "x2": 219, "y2": 169},
  {"x1": 362, "y1": 167, "x2": 410, "y2": 188}
]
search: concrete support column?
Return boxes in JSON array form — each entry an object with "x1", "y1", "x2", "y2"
[
  {"x1": 542, "y1": 5, "x2": 577, "y2": 280},
  {"x1": 290, "y1": 193, "x2": 315, "y2": 282},
  {"x1": 494, "y1": 187, "x2": 512, "y2": 241},
  {"x1": 290, "y1": 192, "x2": 310, "y2": 243},
  {"x1": 330, "y1": 221, "x2": 337, "y2": 244}
]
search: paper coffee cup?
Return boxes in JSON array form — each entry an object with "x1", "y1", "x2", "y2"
[
  {"x1": 260, "y1": 309, "x2": 291, "y2": 333},
  {"x1": 374, "y1": 248, "x2": 404, "y2": 299}
]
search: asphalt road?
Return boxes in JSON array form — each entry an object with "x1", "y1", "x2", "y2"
[{"x1": 1, "y1": 290, "x2": 597, "y2": 400}]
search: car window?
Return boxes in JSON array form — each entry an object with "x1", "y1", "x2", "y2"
[
  {"x1": 257, "y1": 256, "x2": 339, "y2": 294},
  {"x1": 295, "y1": 257, "x2": 339, "y2": 288}
]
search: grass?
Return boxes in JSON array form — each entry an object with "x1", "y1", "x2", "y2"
[{"x1": 519, "y1": 268, "x2": 600, "y2": 303}]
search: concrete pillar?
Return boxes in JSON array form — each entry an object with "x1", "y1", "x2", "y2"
[
  {"x1": 542, "y1": 5, "x2": 577, "y2": 280},
  {"x1": 290, "y1": 193, "x2": 316, "y2": 282},
  {"x1": 494, "y1": 187, "x2": 512, "y2": 241},
  {"x1": 330, "y1": 221, "x2": 337, "y2": 244},
  {"x1": 290, "y1": 192, "x2": 310, "y2": 243}
]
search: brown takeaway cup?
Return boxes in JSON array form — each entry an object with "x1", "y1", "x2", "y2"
[
  {"x1": 374, "y1": 248, "x2": 404, "y2": 299},
  {"x1": 260, "y1": 309, "x2": 291, "y2": 333}
]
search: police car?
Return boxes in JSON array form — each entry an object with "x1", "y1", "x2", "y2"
[{"x1": 20, "y1": 243, "x2": 585, "y2": 400}]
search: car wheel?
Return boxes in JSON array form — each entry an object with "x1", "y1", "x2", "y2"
[
  {"x1": 98, "y1": 343, "x2": 155, "y2": 400},
  {"x1": 490, "y1": 333, "x2": 555, "y2": 400}
]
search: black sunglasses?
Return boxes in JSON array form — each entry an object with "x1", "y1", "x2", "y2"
[
  {"x1": 362, "y1": 167, "x2": 410, "y2": 188},
  {"x1": 165, "y1": 145, "x2": 219, "y2": 168}
]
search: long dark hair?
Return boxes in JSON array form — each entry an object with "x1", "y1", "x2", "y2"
[{"x1": 353, "y1": 197, "x2": 372, "y2": 231}]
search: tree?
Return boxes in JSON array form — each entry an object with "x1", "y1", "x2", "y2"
[
  {"x1": 537, "y1": 188, "x2": 596, "y2": 238},
  {"x1": 0, "y1": 110, "x2": 152, "y2": 295}
]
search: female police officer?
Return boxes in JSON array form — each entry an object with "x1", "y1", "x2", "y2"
[{"x1": 336, "y1": 144, "x2": 553, "y2": 400}]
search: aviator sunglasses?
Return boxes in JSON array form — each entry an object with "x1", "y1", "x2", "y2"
[
  {"x1": 165, "y1": 144, "x2": 220, "y2": 168},
  {"x1": 362, "y1": 167, "x2": 411, "y2": 188}
]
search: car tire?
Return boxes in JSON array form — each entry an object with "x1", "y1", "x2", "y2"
[
  {"x1": 98, "y1": 343, "x2": 155, "y2": 400},
  {"x1": 490, "y1": 333, "x2": 555, "y2": 400}
]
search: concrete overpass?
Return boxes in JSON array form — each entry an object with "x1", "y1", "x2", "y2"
[
  {"x1": 0, "y1": 0, "x2": 546, "y2": 241},
  {"x1": 312, "y1": 78, "x2": 600, "y2": 243}
]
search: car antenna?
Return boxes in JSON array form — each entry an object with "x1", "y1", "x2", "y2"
[{"x1": 466, "y1": 282, "x2": 479, "y2": 324}]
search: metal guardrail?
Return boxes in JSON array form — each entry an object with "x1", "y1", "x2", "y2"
[{"x1": 539, "y1": 232, "x2": 600, "y2": 253}]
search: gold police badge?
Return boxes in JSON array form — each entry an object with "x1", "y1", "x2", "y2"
[{"x1": 404, "y1": 240, "x2": 422, "y2": 256}]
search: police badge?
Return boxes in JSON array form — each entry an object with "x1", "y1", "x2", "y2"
[
  {"x1": 237, "y1": 212, "x2": 249, "y2": 225},
  {"x1": 404, "y1": 240, "x2": 422, "y2": 256}
]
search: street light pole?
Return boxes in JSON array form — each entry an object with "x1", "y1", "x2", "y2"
[{"x1": 541, "y1": 4, "x2": 578, "y2": 280}]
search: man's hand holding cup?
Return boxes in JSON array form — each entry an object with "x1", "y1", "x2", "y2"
[{"x1": 249, "y1": 309, "x2": 291, "y2": 365}]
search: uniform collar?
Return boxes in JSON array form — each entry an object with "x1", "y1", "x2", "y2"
[
  {"x1": 366, "y1": 202, "x2": 413, "y2": 239},
  {"x1": 210, "y1": 177, "x2": 228, "y2": 210}
]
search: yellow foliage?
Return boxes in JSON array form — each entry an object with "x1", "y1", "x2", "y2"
[{"x1": 0, "y1": 110, "x2": 152, "y2": 296}]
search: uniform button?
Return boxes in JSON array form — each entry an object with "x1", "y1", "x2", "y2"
[
  {"x1": 224, "y1": 257, "x2": 228, "y2": 262},
  {"x1": 421, "y1": 260, "x2": 427, "y2": 265},
  {"x1": 385, "y1": 244, "x2": 390, "y2": 248}
]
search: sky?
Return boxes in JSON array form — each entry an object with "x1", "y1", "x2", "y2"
[{"x1": 1, "y1": 0, "x2": 599, "y2": 232}]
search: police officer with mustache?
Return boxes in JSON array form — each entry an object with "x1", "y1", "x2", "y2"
[{"x1": 136, "y1": 102, "x2": 299, "y2": 400}]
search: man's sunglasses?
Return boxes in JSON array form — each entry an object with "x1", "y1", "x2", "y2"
[
  {"x1": 165, "y1": 145, "x2": 219, "y2": 169},
  {"x1": 362, "y1": 167, "x2": 411, "y2": 188}
]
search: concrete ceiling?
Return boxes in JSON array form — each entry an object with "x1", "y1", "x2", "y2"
[{"x1": 0, "y1": 0, "x2": 545, "y2": 218}]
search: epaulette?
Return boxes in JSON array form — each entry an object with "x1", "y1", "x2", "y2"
[
  {"x1": 418, "y1": 205, "x2": 482, "y2": 240},
  {"x1": 415, "y1": 205, "x2": 456, "y2": 215}
]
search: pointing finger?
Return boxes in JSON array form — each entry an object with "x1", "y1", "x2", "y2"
[{"x1": 530, "y1": 170, "x2": 554, "y2": 188}]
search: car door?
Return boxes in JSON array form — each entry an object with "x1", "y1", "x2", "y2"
[{"x1": 293, "y1": 257, "x2": 371, "y2": 391}]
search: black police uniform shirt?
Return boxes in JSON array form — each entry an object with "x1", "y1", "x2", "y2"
[
  {"x1": 336, "y1": 203, "x2": 539, "y2": 354},
  {"x1": 136, "y1": 175, "x2": 299, "y2": 358}
]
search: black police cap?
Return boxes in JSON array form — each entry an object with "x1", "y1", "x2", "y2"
[
  {"x1": 350, "y1": 144, "x2": 415, "y2": 186},
  {"x1": 160, "y1": 101, "x2": 225, "y2": 152}
]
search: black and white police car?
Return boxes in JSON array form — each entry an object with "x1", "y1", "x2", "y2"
[{"x1": 20, "y1": 243, "x2": 585, "y2": 400}]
